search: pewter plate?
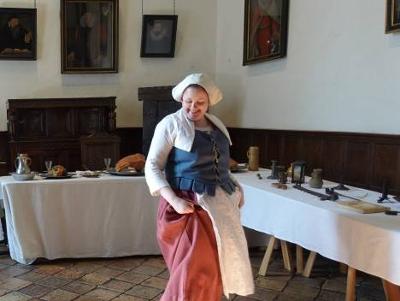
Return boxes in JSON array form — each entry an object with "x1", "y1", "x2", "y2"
[
  {"x1": 42, "y1": 175, "x2": 73, "y2": 180},
  {"x1": 107, "y1": 169, "x2": 144, "y2": 177},
  {"x1": 11, "y1": 172, "x2": 35, "y2": 181}
]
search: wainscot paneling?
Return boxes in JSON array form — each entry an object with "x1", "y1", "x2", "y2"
[
  {"x1": 228, "y1": 128, "x2": 400, "y2": 196},
  {"x1": 0, "y1": 131, "x2": 9, "y2": 176}
]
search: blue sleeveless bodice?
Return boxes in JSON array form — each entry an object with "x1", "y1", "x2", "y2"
[{"x1": 165, "y1": 128, "x2": 236, "y2": 196}]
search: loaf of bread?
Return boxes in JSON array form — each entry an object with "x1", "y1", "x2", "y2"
[
  {"x1": 115, "y1": 154, "x2": 146, "y2": 172},
  {"x1": 50, "y1": 165, "x2": 66, "y2": 176},
  {"x1": 229, "y1": 158, "x2": 239, "y2": 170}
]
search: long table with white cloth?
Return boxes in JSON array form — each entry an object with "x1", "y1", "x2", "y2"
[
  {"x1": 0, "y1": 174, "x2": 160, "y2": 264},
  {"x1": 1, "y1": 170, "x2": 400, "y2": 288},
  {"x1": 236, "y1": 169, "x2": 400, "y2": 286}
]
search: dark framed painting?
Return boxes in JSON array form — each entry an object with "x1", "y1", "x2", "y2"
[
  {"x1": 61, "y1": 0, "x2": 119, "y2": 73},
  {"x1": 386, "y1": 0, "x2": 400, "y2": 33},
  {"x1": 140, "y1": 15, "x2": 178, "y2": 58},
  {"x1": 0, "y1": 8, "x2": 37, "y2": 60},
  {"x1": 243, "y1": 0, "x2": 289, "y2": 65}
]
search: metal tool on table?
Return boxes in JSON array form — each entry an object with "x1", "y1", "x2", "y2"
[
  {"x1": 377, "y1": 180, "x2": 390, "y2": 203},
  {"x1": 333, "y1": 183, "x2": 350, "y2": 191},
  {"x1": 293, "y1": 184, "x2": 338, "y2": 201},
  {"x1": 385, "y1": 210, "x2": 400, "y2": 215},
  {"x1": 267, "y1": 160, "x2": 278, "y2": 179},
  {"x1": 325, "y1": 188, "x2": 365, "y2": 202}
]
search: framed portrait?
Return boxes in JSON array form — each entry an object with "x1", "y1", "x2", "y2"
[
  {"x1": 140, "y1": 15, "x2": 178, "y2": 58},
  {"x1": 243, "y1": 0, "x2": 289, "y2": 65},
  {"x1": 0, "y1": 8, "x2": 37, "y2": 60},
  {"x1": 386, "y1": 0, "x2": 400, "y2": 33},
  {"x1": 61, "y1": 0, "x2": 119, "y2": 74}
]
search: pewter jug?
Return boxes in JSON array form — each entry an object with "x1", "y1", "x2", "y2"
[
  {"x1": 15, "y1": 153, "x2": 32, "y2": 174},
  {"x1": 309, "y1": 168, "x2": 323, "y2": 188}
]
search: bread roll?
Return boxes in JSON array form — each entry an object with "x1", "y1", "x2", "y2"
[
  {"x1": 115, "y1": 154, "x2": 145, "y2": 172},
  {"x1": 50, "y1": 165, "x2": 66, "y2": 176},
  {"x1": 229, "y1": 158, "x2": 239, "y2": 170}
]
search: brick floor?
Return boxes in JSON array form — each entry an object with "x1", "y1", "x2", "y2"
[{"x1": 0, "y1": 246, "x2": 387, "y2": 301}]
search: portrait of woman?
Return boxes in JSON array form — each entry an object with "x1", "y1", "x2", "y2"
[{"x1": 243, "y1": 0, "x2": 289, "y2": 65}]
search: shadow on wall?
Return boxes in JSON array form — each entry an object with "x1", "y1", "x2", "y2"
[
  {"x1": 213, "y1": 73, "x2": 244, "y2": 126},
  {"x1": 245, "y1": 55, "x2": 288, "y2": 77}
]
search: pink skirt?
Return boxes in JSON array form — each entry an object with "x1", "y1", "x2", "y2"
[{"x1": 157, "y1": 190, "x2": 223, "y2": 301}]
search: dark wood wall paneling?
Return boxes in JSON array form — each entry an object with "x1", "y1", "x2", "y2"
[
  {"x1": 0, "y1": 131, "x2": 9, "y2": 176},
  {"x1": 2, "y1": 127, "x2": 400, "y2": 195},
  {"x1": 228, "y1": 128, "x2": 400, "y2": 195},
  {"x1": 115, "y1": 127, "x2": 142, "y2": 157}
]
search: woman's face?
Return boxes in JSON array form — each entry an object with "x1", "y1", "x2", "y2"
[{"x1": 181, "y1": 86, "x2": 209, "y2": 122}]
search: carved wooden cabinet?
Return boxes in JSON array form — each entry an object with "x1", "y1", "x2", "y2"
[
  {"x1": 7, "y1": 97, "x2": 118, "y2": 172},
  {"x1": 138, "y1": 86, "x2": 180, "y2": 155}
]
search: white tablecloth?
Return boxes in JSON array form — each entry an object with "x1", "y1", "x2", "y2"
[
  {"x1": 2, "y1": 170, "x2": 400, "y2": 285},
  {"x1": 0, "y1": 175, "x2": 160, "y2": 264},
  {"x1": 237, "y1": 170, "x2": 400, "y2": 285}
]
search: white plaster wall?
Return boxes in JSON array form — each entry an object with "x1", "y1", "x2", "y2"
[
  {"x1": 215, "y1": 0, "x2": 400, "y2": 134},
  {"x1": 0, "y1": 0, "x2": 217, "y2": 131}
]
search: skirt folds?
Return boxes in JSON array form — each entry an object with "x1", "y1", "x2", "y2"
[{"x1": 157, "y1": 190, "x2": 223, "y2": 301}]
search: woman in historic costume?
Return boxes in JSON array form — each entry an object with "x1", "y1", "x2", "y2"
[{"x1": 145, "y1": 73, "x2": 254, "y2": 301}]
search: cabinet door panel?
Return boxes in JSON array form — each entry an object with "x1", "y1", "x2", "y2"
[
  {"x1": 15, "y1": 109, "x2": 45, "y2": 138},
  {"x1": 46, "y1": 109, "x2": 74, "y2": 137},
  {"x1": 77, "y1": 108, "x2": 105, "y2": 135}
]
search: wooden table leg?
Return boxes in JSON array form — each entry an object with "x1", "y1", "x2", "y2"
[
  {"x1": 382, "y1": 279, "x2": 400, "y2": 301},
  {"x1": 258, "y1": 236, "x2": 276, "y2": 276},
  {"x1": 280, "y1": 240, "x2": 292, "y2": 272},
  {"x1": 302, "y1": 251, "x2": 317, "y2": 278},
  {"x1": 296, "y1": 245, "x2": 303, "y2": 274},
  {"x1": 345, "y1": 266, "x2": 356, "y2": 301}
]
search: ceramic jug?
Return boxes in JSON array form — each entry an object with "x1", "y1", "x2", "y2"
[
  {"x1": 247, "y1": 146, "x2": 259, "y2": 171},
  {"x1": 15, "y1": 153, "x2": 32, "y2": 174},
  {"x1": 309, "y1": 168, "x2": 323, "y2": 188}
]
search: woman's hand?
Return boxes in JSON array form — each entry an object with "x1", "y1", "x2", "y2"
[
  {"x1": 159, "y1": 186, "x2": 194, "y2": 214},
  {"x1": 170, "y1": 197, "x2": 195, "y2": 214}
]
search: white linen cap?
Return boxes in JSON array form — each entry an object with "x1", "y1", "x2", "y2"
[{"x1": 172, "y1": 73, "x2": 223, "y2": 106}]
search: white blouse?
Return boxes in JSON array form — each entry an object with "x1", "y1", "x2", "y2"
[{"x1": 144, "y1": 108, "x2": 232, "y2": 196}]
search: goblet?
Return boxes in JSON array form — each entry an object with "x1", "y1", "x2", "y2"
[
  {"x1": 45, "y1": 160, "x2": 53, "y2": 173},
  {"x1": 104, "y1": 158, "x2": 112, "y2": 170}
]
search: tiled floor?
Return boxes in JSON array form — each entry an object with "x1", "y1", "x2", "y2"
[{"x1": 0, "y1": 246, "x2": 386, "y2": 301}]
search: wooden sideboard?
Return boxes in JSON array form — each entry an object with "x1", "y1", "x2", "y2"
[{"x1": 7, "y1": 97, "x2": 118, "y2": 172}]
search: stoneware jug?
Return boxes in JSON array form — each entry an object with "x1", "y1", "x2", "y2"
[
  {"x1": 309, "y1": 168, "x2": 323, "y2": 188},
  {"x1": 247, "y1": 146, "x2": 259, "y2": 171},
  {"x1": 15, "y1": 153, "x2": 32, "y2": 174}
]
